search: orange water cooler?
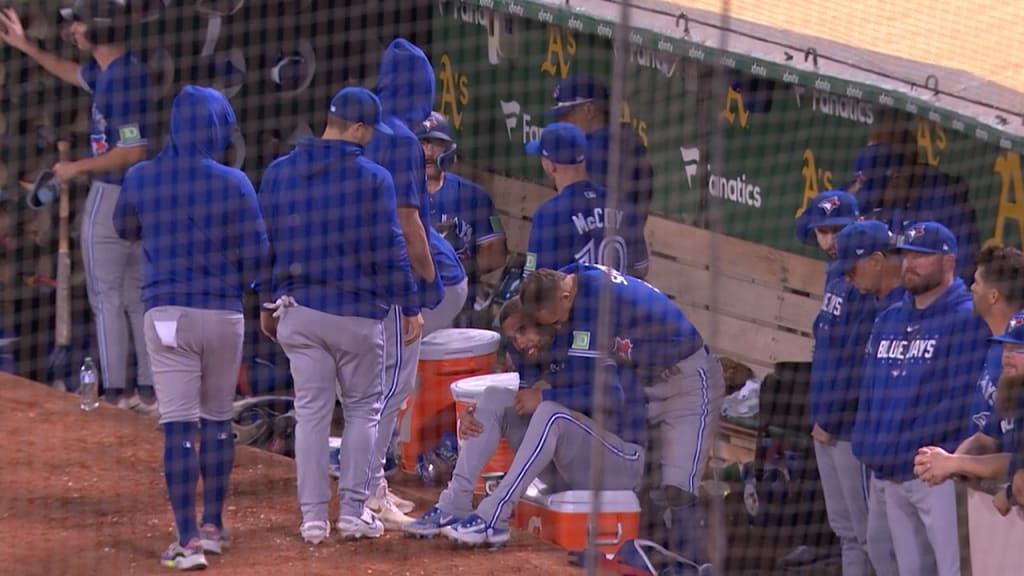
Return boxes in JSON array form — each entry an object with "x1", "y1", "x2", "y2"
[
  {"x1": 512, "y1": 487, "x2": 642, "y2": 555},
  {"x1": 449, "y1": 372, "x2": 521, "y2": 494},
  {"x1": 398, "y1": 328, "x2": 501, "y2": 473}
]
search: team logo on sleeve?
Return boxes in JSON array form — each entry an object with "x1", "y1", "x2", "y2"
[
  {"x1": 524, "y1": 252, "x2": 537, "y2": 272},
  {"x1": 817, "y1": 196, "x2": 841, "y2": 214},
  {"x1": 613, "y1": 337, "x2": 633, "y2": 361}
]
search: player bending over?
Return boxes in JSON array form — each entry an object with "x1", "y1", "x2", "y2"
[
  {"x1": 405, "y1": 295, "x2": 647, "y2": 547},
  {"x1": 113, "y1": 85, "x2": 270, "y2": 570},
  {"x1": 255, "y1": 87, "x2": 421, "y2": 543},
  {"x1": 520, "y1": 264, "x2": 725, "y2": 568}
]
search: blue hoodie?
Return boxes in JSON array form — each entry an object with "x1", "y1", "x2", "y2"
[
  {"x1": 852, "y1": 278, "x2": 990, "y2": 481},
  {"x1": 254, "y1": 134, "x2": 419, "y2": 320},
  {"x1": 366, "y1": 39, "x2": 465, "y2": 309},
  {"x1": 809, "y1": 260, "x2": 877, "y2": 439},
  {"x1": 113, "y1": 85, "x2": 269, "y2": 313}
]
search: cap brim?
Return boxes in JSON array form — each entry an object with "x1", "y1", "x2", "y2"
[
  {"x1": 418, "y1": 131, "x2": 452, "y2": 142},
  {"x1": 543, "y1": 99, "x2": 594, "y2": 118},
  {"x1": 809, "y1": 217, "x2": 854, "y2": 229},
  {"x1": 896, "y1": 246, "x2": 942, "y2": 254},
  {"x1": 373, "y1": 121, "x2": 393, "y2": 136},
  {"x1": 524, "y1": 140, "x2": 542, "y2": 156},
  {"x1": 989, "y1": 335, "x2": 1024, "y2": 345}
]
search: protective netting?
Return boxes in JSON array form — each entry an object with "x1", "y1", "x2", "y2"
[{"x1": 2, "y1": 0, "x2": 1024, "y2": 574}]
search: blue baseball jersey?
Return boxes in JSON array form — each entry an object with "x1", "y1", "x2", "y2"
[
  {"x1": 523, "y1": 181, "x2": 648, "y2": 278},
  {"x1": 428, "y1": 173, "x2": 504, "y2": 260},
  {"x1": 369, "y1": 38, "x2": 464, "y2": 306},
  {"x1": 255, "y1": 138, "x2": 419, "y2": 320},
  {"x1": 969, "y1": 343, "x2": 1003, "y2": 435},
  {"x1": 79, "y1": 53, "x2": 152, "y2": 185},
  {"x1": 585, "y1": 123, "x2": 654, "y2": 223},
  {"x1": 113, "y1": 86, "x2": 269, "y2": 314},
  {"x1": 852, "y1": 279, "x2": 990, "y2": 481},
  {"x1": 809, "y1": 260, "x2": 877, "y2": 439}
]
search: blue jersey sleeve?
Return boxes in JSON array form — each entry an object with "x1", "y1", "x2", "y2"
[
  {"x1": 101, "y1": 59, "x2": 151, "y2": 148},
  {"x1": 79, "y1": 59, "x2": 100, "y2": 93},
  {"x1": 112, "y1": 166, "x2": 142, "y2": 241},
  {"x1": 387, "y1": 136, "x2": 424, "y2": 209},
  {"x1": 466, "y1": 183, "x2": 504, "y2": 246},
  {"x1": 371, "y1": 170, "x2": 420, "y2": 316},
  {"x1": 254, "y1": 167, "x2": 280, "y2": 305},
  {"x1": 234, "y1": 178, "x2": 271, "y2": 294},
  {"x1": 525, "y1": 203, "x2": 565, "y2": 276},
  {"x1": 524, "y1": 206, "x2": 547, "y2": 277}
]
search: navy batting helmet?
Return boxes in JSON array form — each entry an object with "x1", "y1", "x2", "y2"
[
  {"x1": 60, "y1": 0, "x2": 130, "y2": 46},
  {"x1": 416, "y1": 112, "x2": 457, "y2": 170}
]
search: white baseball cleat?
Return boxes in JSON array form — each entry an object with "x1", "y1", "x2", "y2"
[
  {"x1": 336, "y1": 509, "x2": 384, "y2": 540},
  {"x1": 299, "y1": 520, "x2": 330, "y2": 545}
]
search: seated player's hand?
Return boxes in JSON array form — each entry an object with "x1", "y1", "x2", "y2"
[
  {"x1": 402, "y1": 313, "x2": 424, "y2": 345},
  {"x1": 913, "y1": 446, "x2": 952, "y2": 485},
  {"x1": 811, "y1": 424, "x2": 835, "y2": 446},
  {"x1": 259, "y1": 310, "x2": 279, "y2": 343},
  {"x1": 531, "y1": 380, "x2": 551, "y2": 391},
  {"x1": 513, "y1": 387, "x2": 543, "y2": 416},
  {"x1": 459, "y1": 404, "x2": 484, "y2": 439},
  {"x1": 994, "y1": 487, "x2": 1012, "y2": 516},
  {"x1": 1013, "y1": 469, "x2": 1024, "y2": 508}
]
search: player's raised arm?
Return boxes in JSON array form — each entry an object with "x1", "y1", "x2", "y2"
[{"x1": 0, "y1": 8, "x2": 83, "y2": 87}]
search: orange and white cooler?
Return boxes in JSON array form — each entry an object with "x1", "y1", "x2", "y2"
[
  {"x1": 449, "y1": 372, "x2": 521, "y2": 494},
  {"x1": 512, "y1": 487, "x2": 642, "y2": 555},
  {"x1": 398, "y1": 328, "x2": 501, "y2": 473}
]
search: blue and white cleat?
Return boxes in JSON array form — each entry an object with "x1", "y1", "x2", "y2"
[
  {"x1": 441, "y1": 513, "x2": 510, "y2": 547},
  {"x1": 403, "y1": 506, "x2": 463, "y2": 538}
]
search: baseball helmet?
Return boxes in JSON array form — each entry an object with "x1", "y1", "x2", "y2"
[
  {"x1": 231, "y1": 396, "x2": 295, "y2": 452},
  {"x1": 59, "y1": 0, "x2": 131, "y2": 46},
  {"x1": 416, "y1": 112, "x2": 458, "y2": 170}
]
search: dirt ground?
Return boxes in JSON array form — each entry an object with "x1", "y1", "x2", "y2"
[{"x1": 0, "y1": 375, "x2": 582, "y2": 576}]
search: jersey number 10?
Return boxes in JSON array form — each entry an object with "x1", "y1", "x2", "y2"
[{"x1": 575, "y1": 236, "x2": 628, "y2": 272}]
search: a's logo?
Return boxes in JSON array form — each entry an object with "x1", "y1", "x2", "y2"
[
  {"x1": 613, "y1": 337, "x2": 633, "y2": 361},
  {"x1": 680, "y1": 147, "x2": 700, "y2": 188},
  {"x1": 817, "y1": 196, "x2": 841, "y2": 215},
  {"x1": 721, "y1": 86, "x2": 750, "y2": 128}
]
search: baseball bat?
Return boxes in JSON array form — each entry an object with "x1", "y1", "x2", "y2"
[{"x1": 54, "y1": 140, "x2": 71, "y2": 348}]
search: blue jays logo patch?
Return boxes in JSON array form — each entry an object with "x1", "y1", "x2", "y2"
[
  {"x1": 906, "y1": 225, "x2": 927, "y2": 240},
  {"x1": 423, "y1": 114, "x2": 440, "y2": 132},
  {"x1": 613, "y1": 337, "x2": 633, "y2": 361},
  {"x1": 817, "y1": 196, "x2": 841, "y2": 215},
  {"x1": 553, "y1": 83, "x2": 560, "y2": 101},
  {"x1": 1009, "y1": 314, "x2": 1024, "y2": 330}
]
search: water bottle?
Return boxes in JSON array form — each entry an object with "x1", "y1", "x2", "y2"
[{"x1": 79, "y1": 357, "x2": 99, "y2": 412}]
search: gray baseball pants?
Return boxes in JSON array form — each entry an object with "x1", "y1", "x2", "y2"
[
  {"x1": 865, "y1": 474, "x2": 900, "y2": 576},
  {"x1": 369, "y1": 279, "x2": 468, "y2": 493},
  {"x1": 277, "y1": 306, "x2": 385, "y2": 522},
  {"x1": 645, "y1": 346, "x2": 725, "y2": 493},
  {"x1": 814, "y1": 440, "x2": 871, "y2": 576},
  {"x1": 143, "y1": 307, "x2": 244, "y2": 424},
  {"x1": 82, "y1": 180, "x2": 152, "y2": 396},
  {"x1": 446, "y1": 388, "x2": 644, "y2": 530},
  {"x1": 878, "y1": 477, "x2": 960, "y2": 576}
]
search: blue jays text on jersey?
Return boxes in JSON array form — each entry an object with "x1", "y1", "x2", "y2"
[{"x1": 852, "y1": 278, "x2": 990, "y2": 481}]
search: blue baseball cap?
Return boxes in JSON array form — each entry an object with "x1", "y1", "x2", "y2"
[
  {"x1": 545, "y1": 74, "x2": 610, "y2": 118},
  {"x1": 834, "y1": 220, "x2": 896, "y2": 275},
  {"x1": 328, "y1": 87, "x2": 393, "y2": 135},
  {"x1": 990, "y1": 311, "x2": 1024, "y2": 345},
  {"x1": 524, "y1": 122, "x2": 587, "y2": 165},
  {"x1": 806, "y1": 190, "x2": 859, "y2": 229},
  {"x1": 415, "y1": 111, "x2": 453, "y2": 142},
  {"x1": 895, "y1": 221, "x2": 957, "y2": 255}
]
